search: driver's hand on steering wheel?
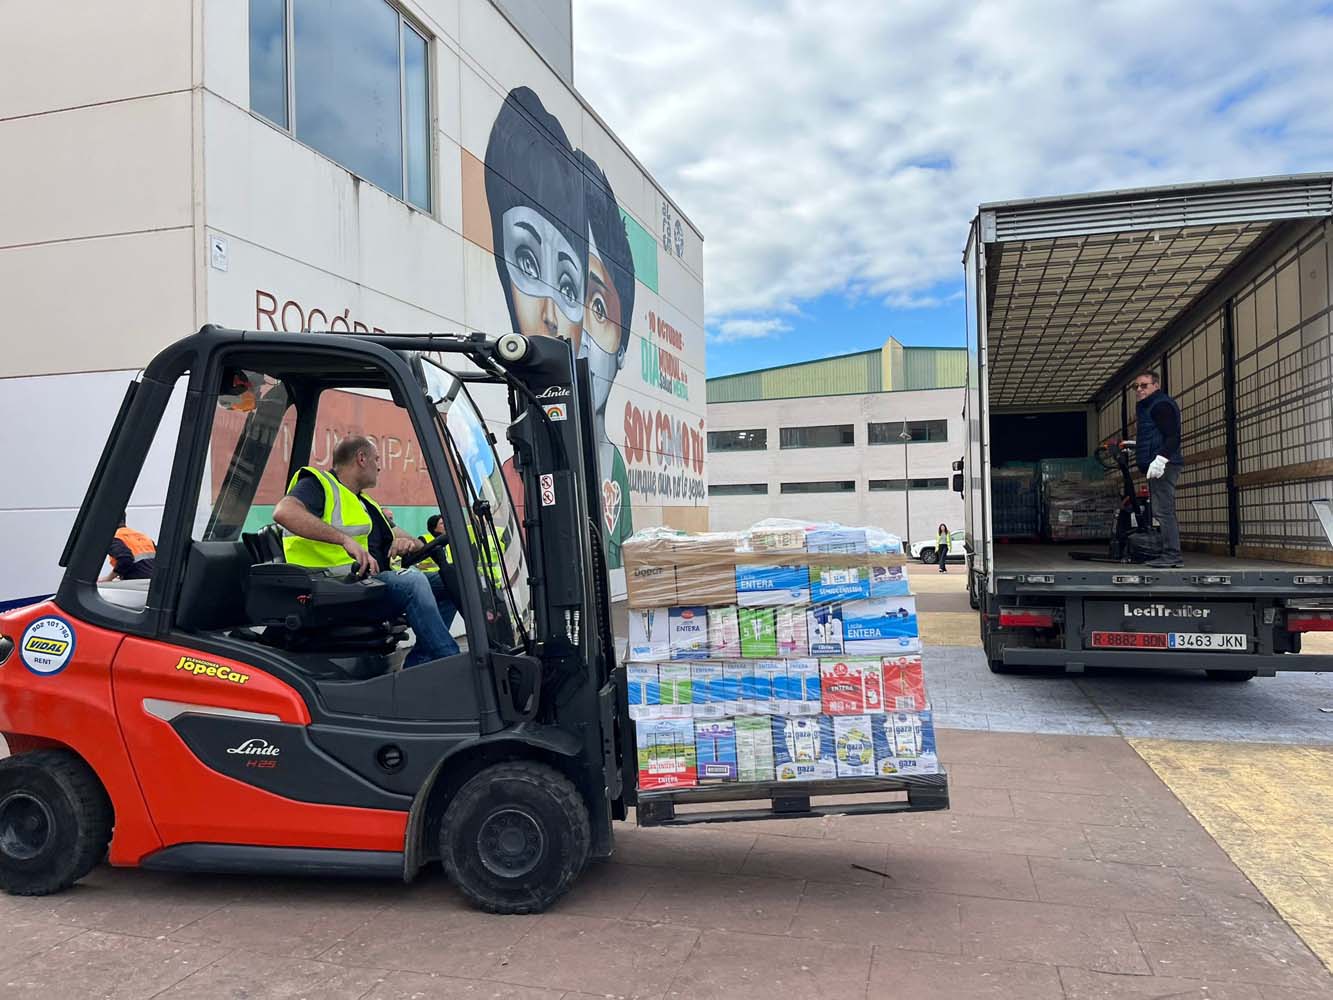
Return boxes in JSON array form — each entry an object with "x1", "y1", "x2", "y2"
[
  {"x1": 342, "y1": 537, "x2": 379, "y2": 577},
  {"x1": 389, "y1": 535, "x2": 422, "y2": 560}
]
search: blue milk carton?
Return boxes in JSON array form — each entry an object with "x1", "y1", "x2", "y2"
[
  {"x1": 721, "y1": 661, "x2": 752, "y2": 715},
  {"x1": 784, "y1": 658, "x2": 821, "y2": 716},
  {"x1": 872, "y1": 710, "x2": 940, "y2": 776},
  {"x1": 807, "y1": 527, "x2": 868, "y2": 554},
  {"x1": 695, "y1": 718, "x2": 739, "y2": 783},
  {"x1": 626, "y1": 663, "x2": 659, "y2": 720},
  {"x1": 809, "y1": 565, "x2": 871, "y2": 603},
  {"x1": 690, "y1": 662, "x2": 724, "y2": 719},
  {"x1": 868, "y1": 564, "x2": 911, "y2": 597},
  {"x1": 752, "y1": 660, "x2": 786, "y2": 715},
  {"x1": 669, "y1": 606, "x2": 710, "y2": 660},
  {"x1": 627, "y1": 607, "x2": 670, "y2": 661},
  {"x1": 806, "y1": 604, "x2": 845, "y2": 656},
  {"x1": 736, "y1": 564, "x2": 812, "y2": 606},
  {"x1": 842, "y1": 597, "x2": 920, "y2": 657},
  {"x1": 771, "y1": 715, "x2": 837, "y2": 781},
  {"x1": 833, "y1": 715, "x2": 877, "y2": 777}
]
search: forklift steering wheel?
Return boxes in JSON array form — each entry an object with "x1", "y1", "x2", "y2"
[{"x1": 400, "y1": 533, "x2": 450, "y2": 570}]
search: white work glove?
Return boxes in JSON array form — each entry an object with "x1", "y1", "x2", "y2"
[{"x1": 1147, "y1": 455, "x2": 1167, "y2": 480}]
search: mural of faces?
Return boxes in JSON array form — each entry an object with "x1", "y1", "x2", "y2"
[{"x1": 499, "y1": 205, "x2": 584, "y2": 344}]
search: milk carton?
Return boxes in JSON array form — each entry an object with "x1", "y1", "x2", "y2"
[
  {"x1": 841, "y1": 597, "x2": 920, "y2": 657},
  {"x1": 690, "y1": 662, "x2": 725, "y2": 719},
  {"x1": 775, "y1": 604, "x2": 809, "y2": 657},
  {"x1": 707, "y1": 606, "x2": 741, "y2": 659},
  {"x1": 881, "y1": 654, "x2": 928, "y2": 711},
  {"x1": 772, "y1": 715, "x2": 837, "y2": 781},
  {"x1": 807, "y1": 528, "x2": 868, "y2": 554},
  {"x1": 636, "y1": 718, "x2": 697, "y2": 790},
  {"x1": 625, "y1": 663, "x2": 659, "y2": 720},
  {"x1": 721, "y1": 661, "x2": 753, "y2": 715},
  {"x1": 872, "y1": 711, "x2": 940, "y2": 776},
  {"x1": 694, "y1": 718, "x2": 738, "y2": 783},
  {"x1": 736, "y1": 564, "x2": 812, "y2": 606},
  {"x1": 868, "y1": 564, "x2": 910, "y2": 597},
  {"x1": 669, "y1": 606, "x2": 709, "y2": 660},
  {"x1": 752, "y1": 660, "x2": 786, "y2": 715},
  {"x1": 785, "y1": 658, "x2": 821, "y2": 715},
  {"x1": 739, "y1": 607, "x2": 778, "y2": 658},
  {"x1": 807, "y1": 604, "x2": 845, "y2": 656},
  {"x1": 833, "y1": 715, "x2": 877, "y2": 777},
  {"x1": 627, "y1": 608, "x2": 669, "y2": 661},
  {"x1": 657, "y1": 662, "x2": 693, "y2": 717},
  {"x1": 809, "y1": 565, "x2": 871, "y2": 603},
  {"x1": 820, "y1": 658, "x2": 886, "y2": 715},
  {"x1": 735, "y1": 715, "x2": 776, "y2": 782}
]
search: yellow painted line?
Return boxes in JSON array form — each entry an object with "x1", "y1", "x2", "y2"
[
  {"x1": 1130, "y1": 739, "x2": 1333, "y2": 973},
  {"x1": 918, "y1": 611, "x2": 981, "y2": 648}
]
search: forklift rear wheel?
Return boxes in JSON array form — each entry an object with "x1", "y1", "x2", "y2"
[
  {"x1": 1205, "y1": 670, "x2": 1256, "y2": 682},
  {"x1": 0, "y1": 749, "x2": 112, "y2": 896},
  {"x1": 441, "y1": 761, "x2": 590, "y2": 914}
]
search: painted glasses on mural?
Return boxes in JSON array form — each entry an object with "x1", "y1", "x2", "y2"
[{"x1": 486, "y1": 86, "x2": 636, "y2": 569}]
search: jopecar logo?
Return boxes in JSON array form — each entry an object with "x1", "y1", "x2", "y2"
[
  {"x1": 1123, "y1": 603, "x2": 1211, "y2": 619},
  {"x1": 175, "y1": 656, "x2": 250, "y2": 685}
]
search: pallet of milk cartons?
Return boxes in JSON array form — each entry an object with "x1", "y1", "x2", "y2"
[{"x1": 619, "y1": 519, "x2": 950, "y2": 827}]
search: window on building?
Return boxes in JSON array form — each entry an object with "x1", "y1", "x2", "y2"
[
  {"x1": 867, "y1": 419, "x2": 948, "y2": 444},
  {"x1": 709, "y1": 483, "x2": 769, "y2": 496},
  {"x1": 868, "y1": 478, "x2": 950, "y2": 491},
  {"x1": 780, "y1": 481, "x2": 856, "y2": 494},
  {"x1": 708, "y1": 429, "x2": 767, "y2": 452},
  {"x1": 249, "y1": 0, "x2": 432, "y2": 212},
  {"x1": 779, "y1": 424, "x2": 854, "y2": 449}
]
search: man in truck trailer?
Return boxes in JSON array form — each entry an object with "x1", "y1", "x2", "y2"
[{"x1": 1133, "y1": 370, "x2": 1184, "y2": 568}]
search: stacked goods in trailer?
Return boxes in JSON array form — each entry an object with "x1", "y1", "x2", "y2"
[
  {"x1": 991, "y1": 464, "x2": 1041, "y2": 540},
  {"x1": 1039, "y1": 458, "x2": 1118, "y2": 542}
]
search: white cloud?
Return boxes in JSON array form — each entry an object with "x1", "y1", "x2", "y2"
[
  {"x1": 710, "y1": 317, "x2": 792, "y2": 343},
  {"x1": 574, "y1": 2, "x2": 1333, "y2": 324}
]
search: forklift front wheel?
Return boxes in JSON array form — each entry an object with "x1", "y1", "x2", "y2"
[
  {"x1": 440, "y1": 761, "x2": 590, "y2": 914},
  {"x1": 0, "y1": 749, "x2": 112, "y2": 896}
]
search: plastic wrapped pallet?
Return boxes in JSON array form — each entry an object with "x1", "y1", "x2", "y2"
[
  {"x1": 992, "y1": 463, "x2": 1040, "y2": 540},
  {"x1": 1040, "y1": 458, "x2": 1118, "y2": 542}
]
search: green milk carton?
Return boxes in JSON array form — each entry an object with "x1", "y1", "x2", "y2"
[{"x1": 739, "y1": 607, "x2": 778, "y2": 658}]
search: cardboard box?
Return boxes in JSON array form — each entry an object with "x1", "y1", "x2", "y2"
[
  {"x1": 868, "y1": 564, "x2": 910, "y2": 597},
  {"x1": 669, "y1": 606, "x2": 709, "y2": 660},
  {"x1": 820, "y1": 658, "x2": 887, "y2": 715},
  {"x1": 625, "y1": 663, "x2": 658, "y2": 720},
  {"x1": 736, "y1": 564, "x2": 812, "y2": 606},
  {"x1": 734, "y1": 715, "x2": 775, "y2": 782},
  {"x1": 881, "y1": 654, "x2": 928, "y2": 711},
  {"x1": 807, "y1": 528, "x2": 868, "y2": 554},
  {"x1": 809, "y1": 565, "x2": 871, "y2": 603},
  {"x1": 675, "y1": 562, "x2": 738, "y2": 607},
  {"x1": 752, "y1": 660, "x2": 786, "y2": 715},
  {"x1": 690, "y1": 662, "x2": 725, "y2": 719},
  {"x1": 833, "y1": 715, "x2": 877, "y2": 777},
  {"x1": 841, "y1": 597, "x2": 920, "y2": 657},
  {"x1": 625, "y1": 561, "x2": 678, "y2": 608},
  {"x1": 745, "y1": 527, "x2": 807, "y2": 553},
  {"x1": 707, "y1": 606, "x2": 741, "y2": 659},
  {"x1": 721, "y1": 661, "x2": 752, "y2": 715},
  {"x1": 775, "y1": 604, "x2": 809, "y2": 657},
  {"x1": 636, "y1": 718, "x2": 697, "y2": 790},
  {"x1": 627, "y1": 608, "x2": 670, "y2": 661},
  {"x1": 785, "y1": 658, "x2": 821, "y2": 715},
  {"x1": 657, "y1": 662, "x2": 693, "y2": 717},
  {"x1": 695, "y1": 718, "x2": 738, "y2": 783},
  {"x1": 739, "y1": 607, "x2": 778, "y2": 658},
  {"x1": 772, "y1": 715, "x2": 837, "y2": 781},
  {"x1": 807, "y1": 604, "x2": 845, "y2": 656}
]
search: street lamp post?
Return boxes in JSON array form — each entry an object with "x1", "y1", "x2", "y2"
[{"x1": 899, "y1": 421, "x2": 912, "y2": 548}]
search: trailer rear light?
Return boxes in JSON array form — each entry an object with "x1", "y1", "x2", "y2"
[
  {"x1": 999, "y1": 608, "x2": 1056, "y2": 628},
  {"x1": 1287, "y1": 612, "x2": 1333, "y2": 632}
]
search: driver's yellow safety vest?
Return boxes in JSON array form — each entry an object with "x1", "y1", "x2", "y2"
[
  {"x1": 432, "y1": 524, "x2": 506, "y2": 588},
  {"x1": 280, "y1": 467, "x2": 388, "y2": 569}
]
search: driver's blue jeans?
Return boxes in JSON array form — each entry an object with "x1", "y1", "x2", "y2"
[{"x1": 375, "y1": 568, "x2": 460, "y2": 667}]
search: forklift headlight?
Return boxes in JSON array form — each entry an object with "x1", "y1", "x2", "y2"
[
  {"x1": 497, "y1": 333, "x2": 530, "y2": 362},
  {"x1": 0, "y1": 635, "x2": 12, "y2": 667}
]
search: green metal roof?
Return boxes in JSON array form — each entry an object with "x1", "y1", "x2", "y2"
[{"x1": 707, "y1": 339, "x2": 965, "y2": 403}]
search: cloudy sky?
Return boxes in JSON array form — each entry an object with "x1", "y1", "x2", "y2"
[{"x1": 573, "y1": 1, "x2": 1333, "y2": 376}]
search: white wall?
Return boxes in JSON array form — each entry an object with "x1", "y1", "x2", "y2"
[{"x1": 706, "y1": 388, "x2": 965, "y2": 545}]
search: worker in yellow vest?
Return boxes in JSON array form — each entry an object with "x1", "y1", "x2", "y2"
[
  {"x1": 100, "y1": 512, "x2": 156, "y2": 581},
  {"x1": 273, "y1": 435, "x2": 460, "y2": 667}
]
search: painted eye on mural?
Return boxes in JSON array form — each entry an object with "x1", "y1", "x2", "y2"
[
  {"x1": 591, "y1": 294, "x2": 607, "y2": 323},
  {"x1": 559, "y1": 274, "x2": 579, "y2": 307},
  {"x1": 515, "y1": 247, "x2": 540, "y2": 279}
]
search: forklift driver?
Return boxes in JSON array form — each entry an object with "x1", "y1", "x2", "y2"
[{"x1": 273, "y1": 436, "x2": 461, "y2": 666}]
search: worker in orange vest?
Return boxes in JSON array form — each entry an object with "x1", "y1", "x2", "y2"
[{"x1": 101, "y1": 512, "x2": 156, "y2": 581}]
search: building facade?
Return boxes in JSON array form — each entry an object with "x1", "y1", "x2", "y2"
[
  {"x1": 706, "y1": 338, "x2": 965, "y2": 547},
  {"x1": 0, "y1": 0, "x2": 706, "y2": 605}
]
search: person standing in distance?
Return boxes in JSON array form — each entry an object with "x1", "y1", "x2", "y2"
[
  {"x1": 935, "y1": 523, "x2": 950, "y2": 573},
  {"x1": 1133, "y1": 370, "x2": 1184, "y2": 568}
]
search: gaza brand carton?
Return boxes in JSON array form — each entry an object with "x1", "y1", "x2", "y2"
[
  {"x1": 695, "y1": 718, "x2": 739, "y2": 783},
  {"x1": 734, "y1": 715, "x2": 776, "y2": 782},
  {"x1": 881, "y1": 654, "x2": 928, "y2": 711},
  {"x1": 707, "y1": 606, "x2": 741, "y2": 659},
  {"x1": 690, "y1": 662, "x2": 724, "y2": 719},
  {"x1": 669, "y1": 606, "x2": 709, "y2": 660},
  {"x1": 721, "y1": 661, "x2": 753, "y2": 715},
  {"x1": 806, "y1": 528, "x2": 868, "y2": 554},
  {"x1": 625, "y1": 663, "x2": 659, "y2": 720},
  {"x1": 657, "y1": 662, "x2": 693, "y2": 717},
  {"x1": 785, "y1": 658, "x2": 821, "y2": 715},
  {"x1": 739, "y1": 607, "x2": 779, "y2": 658},
  {"x1": 752, "y1": 660, "x2": 786, "y2": 715},
  {"x1": 627, "y1": 608, "x2": 669, "y2": 662},
  {"x1": 806, "y1": 604, "x2": 845, "y2": 656},
  {"x1": 736, "y1": 563, "x2": 812, "y2": 606},
  {"x1": 809, "y1": 565, "x2": 871, "y2": 603},
  {"x1": 872, "y1": 710, "x2": 939, "y2": 775},
  {"x1": 772, "y1": 714, "x2": 837, "y2": 781},
  {"x1": 775, "y1": 604, "x2": 809, "y2": 657},
  {"x1": 841, "y1": 597, "x2": 920, "y2": 657},
  {"x1": 833, "y1": 715, "x2": 877, "y2": 777},
  {"x1": 820, "y1": 658, "x2": 886, "y2": 715},
  {"x1": 636, "y1": 718, "x2": 697, "y2": 790},
  {"x1": 868, "y1": 564, "x2": 910, "y2": 597}
]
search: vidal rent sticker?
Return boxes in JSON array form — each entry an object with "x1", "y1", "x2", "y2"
[{"x1": 19, "y1": 616, "x2": 77, "y2": 676}]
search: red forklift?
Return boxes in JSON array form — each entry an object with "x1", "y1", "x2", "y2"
[{"x1": 0, "y1": 327, "x2": 947, "y2": 914}]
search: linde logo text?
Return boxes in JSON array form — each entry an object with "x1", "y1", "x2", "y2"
[
  {"x1": 226, "y1": 739, "x2": 280, "y2": 756},
  {"x1": 1123, "y1": 604, "x2": 1211, "y2": 618}
]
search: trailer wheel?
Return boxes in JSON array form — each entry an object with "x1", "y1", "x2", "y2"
[
  {"x1": 441, "y1": 761, "x2": 590, "y2": 915},
  {"x1": 1205, "y1": 670, "x2": 1256, "y2": 682},
  {"x1": 0, "y1": 750, "x2": 112, "y2": 896},
  {"x1": 967, "y1": 569, "x2": 981, "y2": 610}
]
